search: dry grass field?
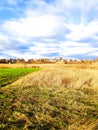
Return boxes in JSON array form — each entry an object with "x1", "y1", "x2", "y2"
[{"x1": 0, "y1": 63, "x2": 98, "y2": 130}]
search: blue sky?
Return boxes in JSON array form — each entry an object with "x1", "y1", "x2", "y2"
[{"x1": 0, "y1": 0, "x2": 98, "y2": 60}]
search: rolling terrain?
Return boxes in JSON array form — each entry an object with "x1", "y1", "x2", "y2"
[{"x1": 0, "y1": 63, "x2": 98, "y2": 130}]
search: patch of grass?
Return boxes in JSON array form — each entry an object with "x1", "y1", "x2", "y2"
[
  {"x1": 1, "y1": 85, "x2": 98, "y2": 130},
  {"x1": 0, "y1": 68, "x2": 40, "y2": 87}
]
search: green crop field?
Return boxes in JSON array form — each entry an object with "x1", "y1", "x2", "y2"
[{"x1": 0, "y1": 68, "x2": 40, "y2": 87}]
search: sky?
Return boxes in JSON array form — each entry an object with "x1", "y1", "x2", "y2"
[{"x1": 0, "y1": 0, "x2": 98, "y2": 60}]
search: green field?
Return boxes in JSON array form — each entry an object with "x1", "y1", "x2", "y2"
[{"x1": 0, "y1": 68, "x2": 40, "y2": 87}]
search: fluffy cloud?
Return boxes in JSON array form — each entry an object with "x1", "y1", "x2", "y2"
[
  {"x1": 2, "y1": 14, "x2": 63, "y2": 38},
  {"x1": 66, "y1": 20, "x2": 98, "y2": 41},
  {"x1": 0, "y1": 0, "x2": 98, "y2": 59},
  {"x1": 0, "y1": 33, "x2": 10, "y2": 49}
]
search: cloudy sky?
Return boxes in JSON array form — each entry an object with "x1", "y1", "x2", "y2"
[{"x1": 0, "y1": 0, "x2": 98, "y2": 60}]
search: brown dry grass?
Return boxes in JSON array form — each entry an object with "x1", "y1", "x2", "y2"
[
  {"x1": 0, "y1": 62, "x2": 98, "y2": 69},
  {"x1": 9, "y1": 65, "x2": 98, "y2": 92},
  {"x1": 1, "y1": 63, "x2": 98, "y2": 130}
]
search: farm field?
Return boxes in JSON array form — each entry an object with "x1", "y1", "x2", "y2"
[
  {"x1": 0, "y1": 64, "x2": 98, "y2": 130},
  {"x1": 0, "y1": 68, "x2": 40, "y2": 87}
]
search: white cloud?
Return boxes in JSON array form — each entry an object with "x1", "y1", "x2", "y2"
[
  {"x1": 0, "y1": 34, "x2": 10, "y2": 49},
  {"x1": 60, "y1": 46, "x2": 94, "y2": 56},
  {"x1": 7, "y1": 0, "x2": 18, "y2": 5},
  {"x1": 0, "y1": 0, "x2": 98, "y2": 59},
  {"x1": 55, "y1": 0, "x2": 98, "y2": 12},
  {"x1": 29, "y1": 42, "x2": 59, "y2": 54},
  {"x1": 29, "y1": 41, "x2": 95, "y2": 58},
  {"x1": 61, "y1": 41, "x2": 90, "y2": 47},
  {"x1": 2, "y1": 14, "x2": 63, "y2": 39},
  {"x1": 66, "y1": 20, "x2": 98, "y2": 41}
]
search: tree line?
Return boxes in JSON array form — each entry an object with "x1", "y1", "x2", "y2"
[{"x1": 0, "y1": 58, "x2": 98, "y2": 64}]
